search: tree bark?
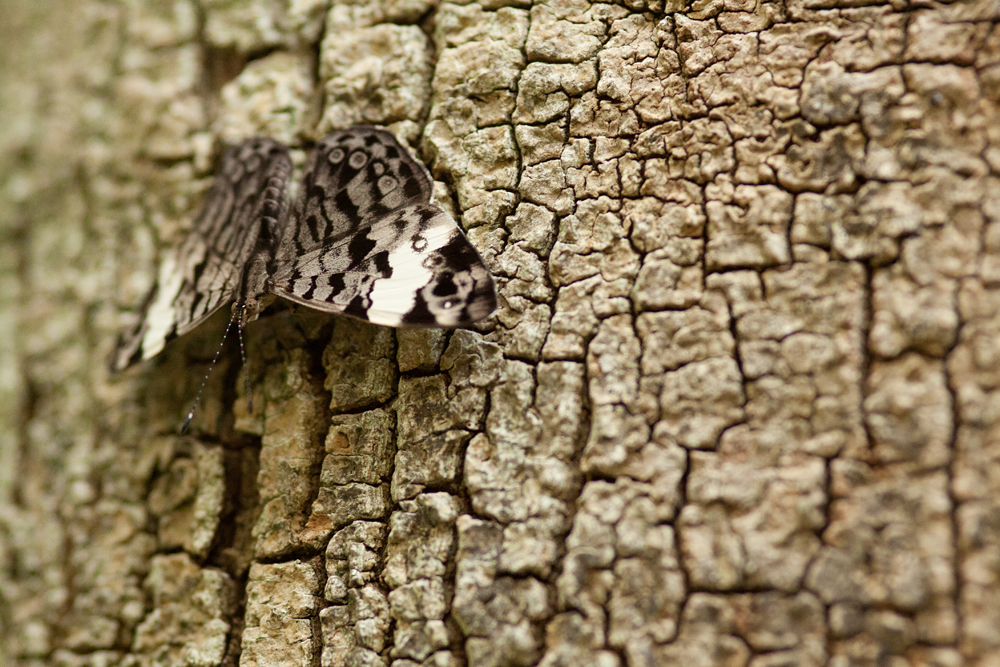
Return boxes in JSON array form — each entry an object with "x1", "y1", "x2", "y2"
[{"x1": 2, "y1": 0, "x2": 999, "y2": 666}]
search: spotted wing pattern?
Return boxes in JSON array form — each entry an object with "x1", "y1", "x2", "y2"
[
  {"x1": 111, "y1": 138, "x2": 291, "y2": 371},
  {"x1": 112, "y1": 127, "x2": 496, "y2": 371},
  {"x1": 265, "y1": 127, "x2": 496, "y2": 327}
]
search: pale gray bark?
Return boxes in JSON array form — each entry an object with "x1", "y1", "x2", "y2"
[{"x1": 2, "y1": 1, "x2": 1000, "y2": 666}]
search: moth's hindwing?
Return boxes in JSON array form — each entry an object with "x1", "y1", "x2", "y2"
[
  {"x1": 273, "y1": 126, "x2": 433, "y2": 264},
  {"x1": 267, "y1": 127, "x2": 497, "y2": 327},
  {"x1": 111, "y1": 138, "x2": 291, "y2": 372}
]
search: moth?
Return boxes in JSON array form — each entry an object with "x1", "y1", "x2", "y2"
[{"x1": 112, "y1": 126, "x2": 497, "y2": 378}]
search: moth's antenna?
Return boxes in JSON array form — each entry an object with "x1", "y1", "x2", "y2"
[
  {"x1": 180, "y1": 308, "x2": 239, "y2": 434},
  {"x1": 237, "y1": 308, "x2": 252, "y2": 415}
]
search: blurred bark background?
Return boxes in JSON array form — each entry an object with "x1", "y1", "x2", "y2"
[{"x1": 2, "y1": 0, "x2": 999, "y2": 666}]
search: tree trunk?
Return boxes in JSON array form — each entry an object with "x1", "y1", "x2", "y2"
[{"x1": 2, "y1": 0, "x2": 999, "y2": 666}]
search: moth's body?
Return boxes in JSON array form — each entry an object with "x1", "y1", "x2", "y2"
[{"x1": 112, "y1": 127, "x2": 496, "y2": 373}]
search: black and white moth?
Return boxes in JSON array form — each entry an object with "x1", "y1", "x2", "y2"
[{"x1": 111, "y1": 126, "x2": 497, "y2": 373}]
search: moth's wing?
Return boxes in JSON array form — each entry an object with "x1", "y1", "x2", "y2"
[
  {"x1": 111, "y1": 138, "x2": 291, "y2": 372},
  {"x1": 269, "y1": 204, "x2": 497, "y2": 327},
  {"x1": 269, "y1": 127, "x2": 496, "y2": 327},
  {"x1": 273, "y1": 126, "x2": 434, "y2": 265}
]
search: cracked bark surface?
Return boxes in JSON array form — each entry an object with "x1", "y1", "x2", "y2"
[{"x1": 2, "y1": 1, "x2": 999, "y2": 666}]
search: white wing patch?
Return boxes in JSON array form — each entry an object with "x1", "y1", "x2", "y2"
[
  {"x1": 368, "y1": 224, "x2": 458, "y2": 326},
  {"x1": 139, "y1": 252, "x2": 185, "y2": 360}
]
